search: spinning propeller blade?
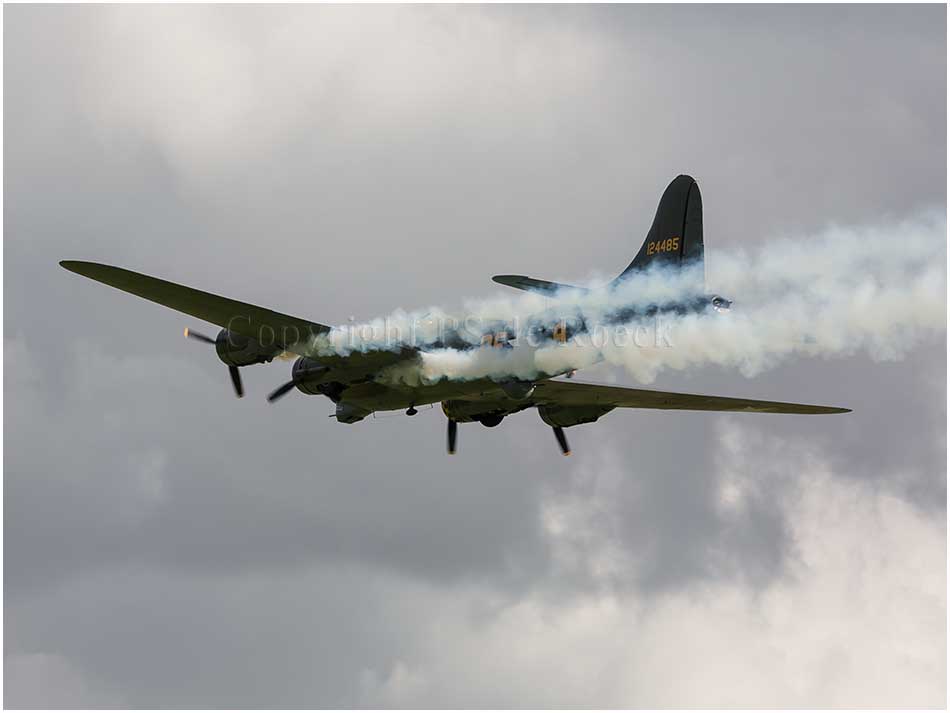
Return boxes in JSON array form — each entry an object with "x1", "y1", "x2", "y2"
[
  {"x1": 447, "y1": 418, "x2": 458, "y2": 455},
  {"x1": 184, "y1": 327, "x2": 243, "y2": 398},
  {"x1": 183, "y1": 327, "x2": 215, "y2": 345},
  {"x1": 267, "y1": 379, "x2": 298, "y2": 403},
  {"x1": 267, "y1": 366, "x2": 329, "y2": 404},
  {"x1": 228, "y1": 365, "x2": 244, "y2": 398}
]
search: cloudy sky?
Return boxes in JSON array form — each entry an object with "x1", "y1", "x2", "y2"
[{"x1": 4, "y1": 4, "x2": 946, "y2": 708}]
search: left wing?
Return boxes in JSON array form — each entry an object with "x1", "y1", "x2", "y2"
[
  {"x1": 61, "y1": 261, "x2": 420, "y2": 374},
  {"x1": 531, "y1": 379, "x2": 850, "y2": 415},
  {"x1": 61, "y1": 260, "x2": 330, "y2": 355},
  {"x1": 60, "y1": 260, "x2": 422, "y2": 377}
]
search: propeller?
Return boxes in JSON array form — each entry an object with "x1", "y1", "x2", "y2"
[
  {"x1": 183, "y1": 327, "x2": 215, "y2": 345},
  {"x1": 227, "y1": 366, "x2": 244, "y2": 398},
  {"x1": 552, "y1": 426, "x2": 571, "y2": 456},
  {"x1": 447, "y1": 418, "x2": 458, "y2": 455},
  {"x1": 267, "y1": 366, "x2": 328, "y2": 404},
  {"x1": 185, "y1": 328, "x2": 244, "y2": 398},
  {"x1": 267, "y1": 379, "x2": 298, "y2": 403}
]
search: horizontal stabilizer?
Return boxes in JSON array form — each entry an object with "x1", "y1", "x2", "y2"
[{"x1": 492, "y1": 275, "x2": 589, "y2": 295}]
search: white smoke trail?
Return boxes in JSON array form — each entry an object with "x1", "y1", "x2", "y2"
[
  {"x1": 602, "y1": 211, "x2": 947, "y2": 382},
  {"x1": 315, "y1": 212, "x2": 946, "y2": 386}
]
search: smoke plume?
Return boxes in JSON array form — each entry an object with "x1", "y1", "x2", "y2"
[{"x1": 316, "y1": 212, "x2": 946, "y2": 386}]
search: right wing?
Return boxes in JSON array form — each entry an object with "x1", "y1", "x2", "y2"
[
  {"x1": 531, "y1": 379, "x2": 850, "y2": 415},
  {"x1": 61, "y1": 260, "x2": 332, "y2": 357}
]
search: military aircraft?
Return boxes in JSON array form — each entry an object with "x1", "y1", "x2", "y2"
[{"x1": 60, "y1": 175, "x2": 849, "y2": 455}]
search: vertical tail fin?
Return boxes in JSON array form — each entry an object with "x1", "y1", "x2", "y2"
[
  {"x1": 614, "y1": 174, "x2": 704, "y2": 289},
  {"x1": 492, "y1": 174, "x2": 705, "y2": 296}
]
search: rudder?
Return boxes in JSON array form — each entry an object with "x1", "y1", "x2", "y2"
[{"x1": 614, "y1": 174, "x2": 704, "y2": 288}]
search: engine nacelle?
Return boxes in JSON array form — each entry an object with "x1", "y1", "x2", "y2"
[
  {"x1": 441, "y1": 400, "x2": 485, "y2": 423},
  {"x1": 538, "y1": 404, "x2": 614, "y2": 428},
  {"x1": 335, "y1": 402, "x2": 370, "y2": 424},
  {"x1": 442, "y1": 399, "x2": 528, "y2": 425},
  {"x1": 214, "y1": 329, "x2": 283, "y2": 367},
  {"x1": 290, "y1": 356, "x2": 331, "y2": 395}
]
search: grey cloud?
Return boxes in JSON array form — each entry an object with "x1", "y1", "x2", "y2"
[{"x1": 4, "y1": 4, "x2": 945, "y2": 707}]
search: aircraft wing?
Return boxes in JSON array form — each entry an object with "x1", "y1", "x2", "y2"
[
  {"x1": 531, "y1": 379, "x2": 850, "y2": 415},
  {"x1": 60, "y1": 260, "x2": 332, "y2": 357}
]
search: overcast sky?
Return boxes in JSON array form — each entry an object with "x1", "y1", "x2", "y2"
[{"x1": 4, "y1": 4, "x2": 946, "y2": 708}]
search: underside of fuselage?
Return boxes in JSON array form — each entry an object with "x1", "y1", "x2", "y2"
[{"x1": 315, "y1": 372, "x2": 549, "y2": 423}]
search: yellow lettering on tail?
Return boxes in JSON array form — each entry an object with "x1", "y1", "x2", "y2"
[{"x1": 646, "y1": 237, "x2": 682, "y2": 256}]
